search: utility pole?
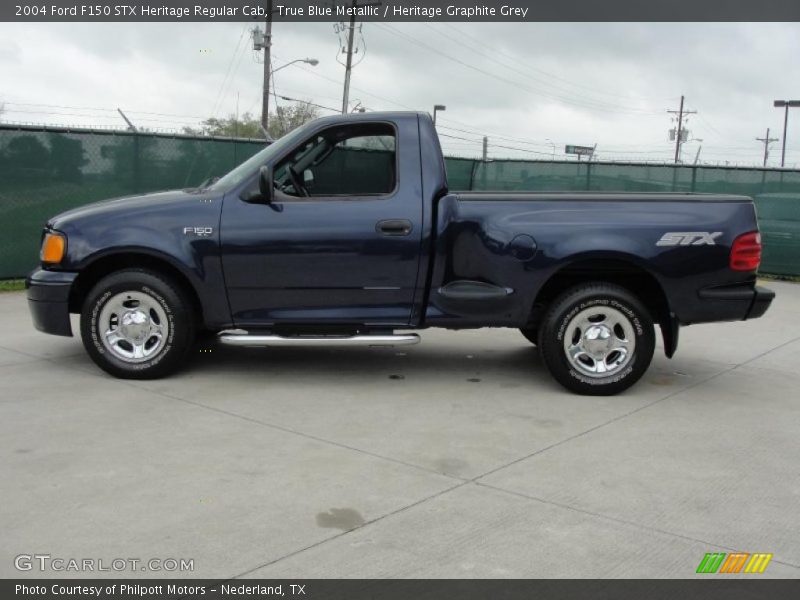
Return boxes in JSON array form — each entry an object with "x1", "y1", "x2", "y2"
[
  {"x1": 672, "y1": 95, "x2": 685, "y2": 164},
  {"x1": 340, "y1": 1, "x2": 356, "y2": 114},
  {"x1": 482, "y1": 136, "x2": 488, "y2": 161},
  {"x1": 261, "y1": 0, "x2": 273, "y2": 133},
  {"x1": 667, "y1": 95, "x2": 697, "y2": 164},
  {"x1": 756, "y1": 128, "x2": 779, "y2": 167},
  {"x1": 338, "y1": 1, "x2": 380, "y2": 113},
  {"x1": 774, "y1": 100, "x2": 800, "y2": 168}
]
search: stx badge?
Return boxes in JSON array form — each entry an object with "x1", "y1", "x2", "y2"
[{"x1": 656, "y1": 231, "x2": 723, "y2": 246}]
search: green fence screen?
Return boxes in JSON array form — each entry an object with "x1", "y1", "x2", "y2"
[
  {"x1": 0, "y1": 125, "x2": 266, "y2": 279},
  {"x1": 1, "y1": 124, "x2": 798, "y2": 278},
  {"x1": 464, "y1": 159, "x2": 800, "y2": 276}
]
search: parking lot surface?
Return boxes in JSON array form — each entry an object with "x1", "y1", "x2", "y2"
[{"x1": 2, "y1": 281, "x2": 799, "y2": 579}]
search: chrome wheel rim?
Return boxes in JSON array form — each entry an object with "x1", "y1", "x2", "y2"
[
  {"x1": 98, "y1": 291, "x2": 169, "y2": 363},
  {"x1": 563, "y1": 306, "x2": 635, "y2": 378}
]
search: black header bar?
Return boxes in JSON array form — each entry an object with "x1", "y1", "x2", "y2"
[
  {"x1": 5, "y1": 0, "x2": 800, "y2": 22},
  {"x1": 5, "y1": 579, "x2": 800, "y2": 600}
]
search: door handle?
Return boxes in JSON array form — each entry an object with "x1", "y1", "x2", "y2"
[{"x1": 376, "y1": 219, "x2": 413, "y2": 236}]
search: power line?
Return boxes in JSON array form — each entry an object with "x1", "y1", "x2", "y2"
[
  {"x1": 275, "y1": 52, "x2": 417, "y2": 111},
  {"x1": 4, "y1": 101, "x2": 116, "y2": 113},
  {"x1": 426, "y1": 23, "x2": 664, "y2": 112},
  {"x1": 438, "y1": 23, "x2": 676, "y2": 103},
  {"x1": 3, "y1": 104, "x2": 784, "y2": 164},
  {"x1": 439, "y1": 132, "x2": 552, "y2": 157},
  {"x1": 0, "y1": 108, "x2": 201, "y2": 125},
  {"x1": 374, "y1": 23, "x2": 662, "y2": 116},
  {"x1": 437, "y1": 124, "x2": 550, "y2": 148},
  {"x1": 490, "y1": 142, "x2": 551, "y2": 156},
  {"x1": 265, "y1": 58, "x2": 698, "y2": 160},
  {"x1": 281, "y1": 47, "x2": 583, "y2": 155},
  {"x1": 278, "y1": 65, "x2": 577, "y2": 148},
  {"x1": 210, "y1": 25, "x2": 250, "y2": 118},
  {"x1": 3, "y1": 102, "x2": 206, "y2": 120}
]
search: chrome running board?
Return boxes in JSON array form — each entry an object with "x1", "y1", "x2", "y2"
[{"x1": 218, "y1": 332, "x2": 421, "y2": 348}]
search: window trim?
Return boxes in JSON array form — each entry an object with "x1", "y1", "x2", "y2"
[{"x1": 270, "y1": 120, "x2": 400, "y2": 202}]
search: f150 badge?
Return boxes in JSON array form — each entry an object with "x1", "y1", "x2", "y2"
[
  {"x1": 183, "y1": 227, "x2": 214, "y2": 237},
  {"x1": 656, "y1": 231, "x2": 722, "y2": 246}
]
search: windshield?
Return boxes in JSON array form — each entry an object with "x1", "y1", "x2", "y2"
[{"x1": 206, "y1": 121, "x2": 321, "y2": 192}]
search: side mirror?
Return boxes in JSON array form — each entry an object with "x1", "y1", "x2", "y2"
[
  {"x1": 241, "y1": 165, "x2": 274, "y2": 204},
  {"x1": 258, "y1": 165, "x2": 274, "y2": 203}
]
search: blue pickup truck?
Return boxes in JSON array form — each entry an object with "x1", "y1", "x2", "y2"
[{"x1": 26, "y1": 112, "x2": 774, "y2": 395}]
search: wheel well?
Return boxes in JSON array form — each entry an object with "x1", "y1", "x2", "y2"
[
  {"x1": 527, "y1": 259, "x2": 672, "y2": 331},
  {"x1": 68, "y1": 253, "x2": 203, "y2": 325}
]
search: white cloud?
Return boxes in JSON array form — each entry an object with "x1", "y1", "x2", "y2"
[{"x1": 0, "y1": 21, "x2": 798, "y2": 166}]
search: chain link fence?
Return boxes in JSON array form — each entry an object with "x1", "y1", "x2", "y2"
[
  {"x1": 450, "y1": 158, "x2": 800, "y2": 276},
  {"x1": 1, "y1": 124, "x2": 799, "y2": 278},
  {"x1": 0, "y1": 124, "x2": 266, "y2": 279}
]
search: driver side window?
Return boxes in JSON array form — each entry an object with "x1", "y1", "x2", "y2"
[{"x1": 274, "y1": 123, "x2": 396, "y2": 198}]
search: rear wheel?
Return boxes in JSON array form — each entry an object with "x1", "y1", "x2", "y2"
[
  {"x1": 538, "y1": 283, "x2": 655, "y2": 395},
  {"x1": 80, "y1": 269, "x2": 195, "y2": 379}
]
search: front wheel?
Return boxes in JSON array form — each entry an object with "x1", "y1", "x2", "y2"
[
  {"x1": 538, "y1": 283, "x2": 655, "y2": 395},
  {"x1": 80, "y1": 269, "x2": 195, "y2": 379}
]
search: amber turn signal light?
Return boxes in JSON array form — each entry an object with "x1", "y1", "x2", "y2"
[{"x1": 40, "y1": 232, "x2": 66, "y2": 264}]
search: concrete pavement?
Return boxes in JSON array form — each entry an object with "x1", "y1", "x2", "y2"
[{"x1": 1, "y1": 281, "x2": 799, "y2": 579}]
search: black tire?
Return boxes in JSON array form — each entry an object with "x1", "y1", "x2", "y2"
[
  {"x1": 538, "y1": 283, "x2": 655, "y2": 396},
  {"x1": 519, "y1": 328, "x2": 538, "y2": 346},
  {"x1": 80, "y1": 269, "x2": 195, "y2": 379}
]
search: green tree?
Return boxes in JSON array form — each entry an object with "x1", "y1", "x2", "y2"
[
  {"x1": 267, "y1": 102, "x2": 321, "y2": 139},
  {"x1": 185, "y1": 102, "x2": 321, "y2": 140},
  {"x1": 49, "y1": 134, "x2": 88, "y2": 182},
  {"x1": 185, "y1": 112, "x2": 262, "y2": 138},
  {"x1": 2, "y1": 135, "x2": 50, "y2": 182}
]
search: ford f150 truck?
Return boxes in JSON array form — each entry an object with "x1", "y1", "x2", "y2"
[{"x1": 26, "y1": 112, "x2": 775, "y2": 394}]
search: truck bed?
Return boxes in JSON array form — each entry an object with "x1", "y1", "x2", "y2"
[{"x1": 452, "y1": 191, "x2": 753, "y2": 203}]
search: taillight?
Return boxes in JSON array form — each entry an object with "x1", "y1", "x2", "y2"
[{"x1": 730, "y1": 232, "x2": 762, "y2": 272}]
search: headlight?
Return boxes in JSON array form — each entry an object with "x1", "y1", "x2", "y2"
[{"x1": 40, "y1": 232, "x2": 66, "y2": 264}]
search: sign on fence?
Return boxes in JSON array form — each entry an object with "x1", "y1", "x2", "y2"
[{"x1": 565, "y1": 144, "x2": 595, "y2": 157}]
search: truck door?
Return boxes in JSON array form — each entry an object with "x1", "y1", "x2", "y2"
[{"x1": 220, "y1": 119, "x2": 423, "y2": 327}]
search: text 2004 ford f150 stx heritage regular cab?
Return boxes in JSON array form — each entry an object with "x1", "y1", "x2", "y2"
[{"x1": 26, "y1": 112, "x2": 775, "y2": 395}]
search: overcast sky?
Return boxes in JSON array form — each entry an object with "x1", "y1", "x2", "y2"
[{"x1": 1, "y1": 21, "x2": 798, "y2": 166}]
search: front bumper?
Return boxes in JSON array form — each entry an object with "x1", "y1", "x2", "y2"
[{"x1": 26, "y1": 269, "x2": 78, "y2": 337}]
